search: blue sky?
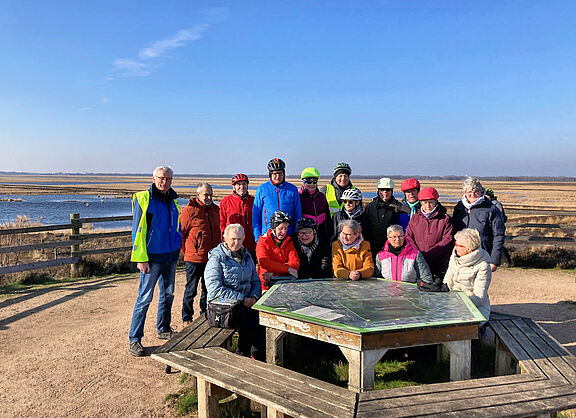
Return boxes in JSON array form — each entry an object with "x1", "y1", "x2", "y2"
[{"x1": 1, "y1": 0, "x2": 575, "y2": 177}]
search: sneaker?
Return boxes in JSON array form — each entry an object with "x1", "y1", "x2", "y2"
[
  {"x1": 129, "y1": 341, "x2": 144, "y2": 357},
  {"x1": 157, "y1": 328, "x2": 175, "y2": 340}
]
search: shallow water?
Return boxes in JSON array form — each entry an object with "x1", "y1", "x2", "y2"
[{"x1": 0, "y1": 194, "x2": 188, "y2": 229}]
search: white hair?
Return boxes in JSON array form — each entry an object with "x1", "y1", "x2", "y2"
[
  {"x1": 462, "y1": 176, "x2": 484, "y2": 194},
  {"x1": 197, "y1": 182, "x2": 212, "y2": 193},
  {"x1": 153, "y1": 166, "x2": 173, "y2": 177},
  {"x1": 454, "y1": 228, "x2": 481, "y2": 251},
  {"x1": 338, "y1": 219, "x2": 361, "y2": 233},
  {"x1": 223, "y1": 223, "x2": 245, "y2": 238},
  {"x1": 387, "y1": 224, "x2": 404, "y2": 236}
]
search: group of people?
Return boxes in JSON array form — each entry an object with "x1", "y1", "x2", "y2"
[{"x1": 128, "y1": 161, "x2": 506, "y2": 358}]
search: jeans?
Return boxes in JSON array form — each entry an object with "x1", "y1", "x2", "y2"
[
  {"x1": 237, "y1": 304, "x2": 265, "y2": 361},
  {"x1": 182, "y1": 262, "x2": 207, "y2": 322},
  {"x1": 128, "y1": 260, "x2": 177, "y2": 343}
]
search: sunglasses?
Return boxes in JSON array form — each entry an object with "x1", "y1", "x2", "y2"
[
  {"x1": 304, "y1": 179, "x2": 318, "y2": 184},
  {"x1": 343, "y1": 200, "x2": 356, "y2": 205}
]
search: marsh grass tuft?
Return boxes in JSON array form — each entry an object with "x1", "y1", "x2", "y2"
[{"x1": 509, "y1": 246, "x2": 576, "y2": 269}]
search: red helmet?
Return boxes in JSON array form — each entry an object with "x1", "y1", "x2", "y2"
[
  {"x1": 231, "y1": 173, "x2": 249, "y2": 185},
  {"x1": 418, "y1": 187, "x2": 439, "y2": 201},
  {"x1": 400, "y1": 178, "x2": 421, "y2": 192}
]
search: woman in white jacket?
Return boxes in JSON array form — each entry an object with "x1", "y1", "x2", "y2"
[{"x1": 444, "y1": 228, "x2": 492, "y2": 320}]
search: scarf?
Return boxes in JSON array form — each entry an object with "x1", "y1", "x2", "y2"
[
  {"x1": 461, "y1": 194, "x2": 486, "y2": 210},
  {"x1": 407, "y1": 200, "x2": 420, "y2": 215},
  {"x1": 388, "y1": 241, "x2": 406, "y2": 256},
  {"x1": 421, "y1": 204, "x2": 438, "y2": 219},
  {"x1": 298, "y1": 235, "x2": 319, "y2": 262},
  {"x1": 271, "y1": 232, "x2": 285, "y2": 248},
  {"x1": 339, "y1": 234, "x2": 363, "y2": 251},
  {"x1": 344, "y1": 204, "x2": 362, "y2": 219}
]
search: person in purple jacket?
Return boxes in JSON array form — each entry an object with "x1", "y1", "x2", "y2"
[
  {"x1": 299, "y1": 167, "x2": 333, "y2": 242},
  {"x1": 405, "y1": 187, "x2": 453, "y2": 280}
]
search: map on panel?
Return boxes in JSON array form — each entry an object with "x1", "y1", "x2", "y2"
[{"x1": 253, "y1": 278, "x2": 485, "y2": 333}]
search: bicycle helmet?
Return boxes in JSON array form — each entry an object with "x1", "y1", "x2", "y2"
[
  {"x1": 341, "y1": 188, "x2": 362, "y2": 201},
  {"x1": 267, "y1": 158, "x2": 286, "y2": 173},
  {"x1": 400, "y1": 178, "x2": 420, "y2": 192},
  {"x1": 296, "y1": 217, "x2": 317, "y2": 231},
  {"x1": 270, "y1": 211, "x2": 291, "y2": 229},
  {"x1": 333, "y1": 162, "x2": 352, "y2": 177},
  {"x1": 301, "y1": 167, "x2": 320, "y2": 179},
  {"x1": 231, "y1": 173, "x2": 249, "y2": 185}
]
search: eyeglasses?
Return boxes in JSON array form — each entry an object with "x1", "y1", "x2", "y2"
[
  {"x1": 378, "y1": 188, "x2": 393, "y2": 192},
  {"x1": 454, "y1": 243, "x2": 467, "y2": 248},
  {"x1": 304, "y1": 178, "x2": 318, "y2": 184},
  {"x1": 154, "y1": 176, "x2": 173, "y2": 182},
  {"x1": 388, "y1": 235, "x2": 403, "y2": 240},
  {"x1": 298, "y1": 230, "x2": 314, "y2": 236},
  {"x1": 343, "y1": 200, "x2": 356, "y2": 205}
]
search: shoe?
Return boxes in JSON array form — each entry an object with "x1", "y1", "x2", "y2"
[
  {"x1": 157, "y1": 328, "x2": 175, "y2": 340},
  {"x1": 129, "y1": 341, "x2": 144, "y2": 357}
]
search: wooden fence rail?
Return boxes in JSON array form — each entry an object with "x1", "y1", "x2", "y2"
[
  {"x1": 1, "y1": 209, "x2": 576, "y2": 277},
  {"x1": 0, "y1": 214, "x2": 132, "y2": 276}
]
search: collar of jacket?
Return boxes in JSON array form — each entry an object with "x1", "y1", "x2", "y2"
[{"x1": 150, "y1": 183, "x2": 178, "y2": 201}]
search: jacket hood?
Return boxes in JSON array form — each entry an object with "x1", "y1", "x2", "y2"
[{"x1": 453, "y1": 247, "x2": 491, "y2": 267}]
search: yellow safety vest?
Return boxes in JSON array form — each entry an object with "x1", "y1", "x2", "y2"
[
  {"x1": 325, "y1": 184, "x2": 357, "y2": 217},
  {"x1": 131, "y1": 190, "x2": 180, "y2": 262}
]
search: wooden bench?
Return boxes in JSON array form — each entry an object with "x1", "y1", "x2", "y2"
[
  {"x1": 153, "y1": 346, "x2": 358, "y2": 417},
  {"x1": 152, "y1": 312, "x2": 576, "y2": 417},
  {"x1": 153, "y1": 316, "x2": 236, "y2": 374},
  {"x1": 355, "y1": 312, "x2": 576, "y2": 417}
]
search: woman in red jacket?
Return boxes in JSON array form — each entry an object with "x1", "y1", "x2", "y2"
[
  {"x1": 405, "y1": 187, "x2": 453, "y2": 280},
  {"x1": 256, "y1": 211, "x2": 300, "y2": 291}
]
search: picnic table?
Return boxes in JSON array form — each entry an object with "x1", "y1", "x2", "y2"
[{"x1": 253, "y1": 278, "x2": 485, "y2": 392}]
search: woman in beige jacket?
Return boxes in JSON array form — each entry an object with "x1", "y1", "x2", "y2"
[{"x1": 444, "y1": 228, "x2": 492, "y2": 320}]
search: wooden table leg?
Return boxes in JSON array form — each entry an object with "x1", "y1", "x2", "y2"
[
  {"x1": 340, "y1": 347, "x2": 388, "y2": 392},
  {"x1": 266, "y1": 328, "x2": 285, "y2": 365},
  {"x1": 442, "y1": 340, "x2": 471, "y2": 381}
]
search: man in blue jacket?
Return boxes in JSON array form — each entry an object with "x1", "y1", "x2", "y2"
[
  {"x1": 252, "y1": 158, "x2": 302, "y2": 242},
  {"x1": 128, "y1": 166, "x2": 182, "y2": 357}
]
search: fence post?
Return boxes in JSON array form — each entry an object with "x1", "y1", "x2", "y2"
[{"x1": 70, "y1": 213, "x2": 81, "y2": 277}]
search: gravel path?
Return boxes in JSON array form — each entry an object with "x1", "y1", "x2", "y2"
[{"x1": 0, "y1": 268, "x2": 574, "y2": 417}]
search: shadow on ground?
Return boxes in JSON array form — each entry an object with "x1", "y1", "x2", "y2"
[{"x1": 0, "y1": 275, "x2": 135, "y2": 330}]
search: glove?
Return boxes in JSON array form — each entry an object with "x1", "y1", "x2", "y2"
[{"x1": 417, "y1": 279, "x2": 447, "y2": 292}]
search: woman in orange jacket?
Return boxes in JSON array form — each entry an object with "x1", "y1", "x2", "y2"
[
  {"x1": 256, "y1": 211, "x2": 300, "y2": 290},
  {"x1": 332, "y1": 219, "x2": 374, "y2": 280}
]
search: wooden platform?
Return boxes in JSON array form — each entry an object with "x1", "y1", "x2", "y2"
[{"x1": 151, "y1": 312, "x2": 576, "y2": 417}]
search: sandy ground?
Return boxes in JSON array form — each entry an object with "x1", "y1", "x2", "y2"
[{"x1": 1, "y1": 268, "x2": 575, "y2": 417}]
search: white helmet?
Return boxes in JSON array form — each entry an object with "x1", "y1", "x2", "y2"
[{"x1": 341, "y1": 188, "x2": 362, "y2": 201}]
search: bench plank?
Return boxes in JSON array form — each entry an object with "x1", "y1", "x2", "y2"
[
  {"x1": 185, "y1": 347, "x2": 356, "y2": 407},
  {"x1": 488, "y1": 320, "x2": 545, "y2": 377},
  {"x1": 500, "y1": 319, "x2": 568, "y2": 382},
  {"x1": 514, "y1": 317, "x2": 576, "y2": 384},
  {"x1": 357, "y1": 383, "x2": 576, "y2": 417},
  {"x1": 155, "y1": 317, "x2": 211, "y2": 354},
  {"x1": 357, "y1": 379, "x2": 564, "y2": 413},
  {"x1": 359, "y1": 373, "x2": 546, "y2": 401},
  {"x1": 154, "y1": 349, "x2": 356, "y2": 417}
]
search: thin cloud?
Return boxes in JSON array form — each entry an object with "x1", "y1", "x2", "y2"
[{"x1": 112, "y1": 8, "x2": 227, "y2": 78}]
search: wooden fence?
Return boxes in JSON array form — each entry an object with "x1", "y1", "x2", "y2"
[
  {"x1": 0, "y1": 213, "x2": 131, "y2": 276},
  {"x1": 0, "y1": 207, "x2": 575, "y2": 277}
]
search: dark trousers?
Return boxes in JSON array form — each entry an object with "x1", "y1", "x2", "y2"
[
  {"x1": 237, "y1": 304, "x2": 265, "y2": 361},
  {"x1": 182, "y1": 262, "x2": 207, "y2": 322}
]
